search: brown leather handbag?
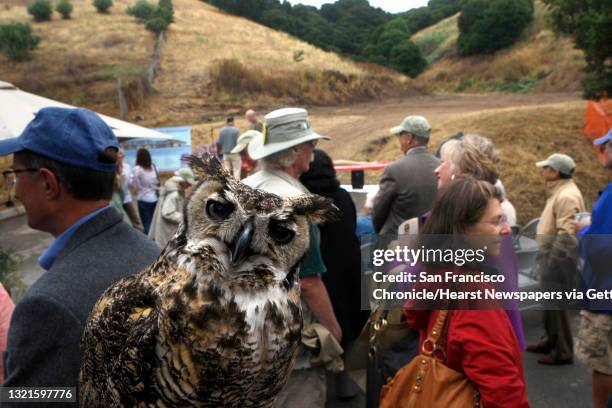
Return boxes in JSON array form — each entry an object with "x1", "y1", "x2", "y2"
[{"x1": 379, "y1": 310, "x2": 482, "y2": 408}]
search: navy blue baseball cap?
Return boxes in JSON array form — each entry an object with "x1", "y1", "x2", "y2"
[
  {"x1": 594, "y1": 128, "x2": 612, "y2": 146},
  {"x1": 0, "y1": 107, "x2": 119, "y2": 173}
]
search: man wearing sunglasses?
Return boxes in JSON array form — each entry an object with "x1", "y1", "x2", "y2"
[{"x1": 0, "y1": 107, "x2": 159, "y2": 396}]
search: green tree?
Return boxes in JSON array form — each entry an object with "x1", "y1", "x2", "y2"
[
  {"x1": 389, "y1": 38, "x2": 427, "y2": 77},
  {"x1": 457, "y1": 0, "x2": 534, "y2": 56},
  {"x1": 0, "y1": 22, "x2": 40, "y2": 61},
  {"x1": 27, "y1": 0, "x2": 53, "y2": 21},
  {"x1": 55, "y1": 0, "x2": 73, "y2": 19},
  {"x1": 428, "y1": 0, "x2": 461, "y2": 21},
  {"x1": 145, "y1": 16, "x2": 167, "y2": 33},
  {"x1": 93, "y1": 0, "x2": 113, "y2": 13},
  {"x1": 261, "y1": 9, "x2": 295, "y2": 32},
  {"x1": 543, "y1": 0, "x2": 612, "y2": 99},
  {"x1": 403, "y1": 7, "x2": 435, "y2": 34},
  {"x1": 127, "y1": 0, "x2": 156, "y2": 21},
  {"x1": 363, "y1": 17, "x2": 409, "y2": 63},
  {"x1": 328, "y1": 0, "x2": 389, "y2": 56},
  {"x1": 157, "y1": 0, "x2": 174, "y2": 23}
]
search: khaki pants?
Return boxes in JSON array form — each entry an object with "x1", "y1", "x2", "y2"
[
  {"x1": 223, "y1": 154, "x2": 242, "y2": 180},
  {"x1": 275, "y1": 367, "x2": 326, "y2": 408}
]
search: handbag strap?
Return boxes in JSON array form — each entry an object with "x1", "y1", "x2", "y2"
[{"x1": 421, "y1": 310, "x2": 450, "y2": 360}]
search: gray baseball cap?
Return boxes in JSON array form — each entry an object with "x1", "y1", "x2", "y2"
[
  {"x1": 536, "y1": 153, "x2": 576, "y2": 175},
  {"x1": 247, "y1": 108, "x2": 330, "y2": 160},
  {"x1": 390, "y1": 115, "x2": 431, "y2": 139}
]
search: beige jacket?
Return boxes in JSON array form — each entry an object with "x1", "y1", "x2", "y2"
[
  {"x1": 148, "y1": 176, "x2": 187, "y2": 248},
  {"x1": 536, "y1": 179, "x2": 585, "y2": 237},
  {"x1": 536, "y1": 179, "x2": 585, "y2": 285}
]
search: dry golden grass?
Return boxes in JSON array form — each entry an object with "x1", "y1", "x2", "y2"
[
  {"x1": 368, "y1": 101, "x2": 609, "y2": 223},
  {"x1": 129, "y1": 0, "x2": 412, "y2": 127},
  {"x1": 0, "y1": 0, "x2": 414, "y2": 131},
  {"x1": 0, "y1": 0, "x2": 155, "y2": 115},
  {"x1": 412, "y1": 1, "x2": 586, "y2": 94}
]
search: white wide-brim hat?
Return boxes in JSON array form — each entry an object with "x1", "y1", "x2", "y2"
[
  {"x1": 247, "y1": 108, "x2": 330, "y2": 161},
  {"x1": 230, "y1": 130, "x2": 261, "y2": 154}
]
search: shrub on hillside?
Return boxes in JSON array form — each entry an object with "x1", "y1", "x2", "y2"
[
  {"x1": 145, "y1": 16, "x2": 168, "y2": 34},
  {"x1": 27, "y1": 0, "x2": 53, "y2": 22},
  {"x1": 543, "y1": 0, "x2": 612, "y2": 99},
  {"x1": 389, "y1": 39, "x2": 427, "y2": 78},
  {"x1": 55, "y1": 0, "x2": 73, "y2": 19},
  {"x1": 127, "y1": 0, "x2": 155, "y2": 20},
  {"x1": 211, "y1": 59, "x2": 262, "y2": 95},
  {"x1": 0, "y1": 22, "x2": 41, "y2": 61},
  {"x1": 129, "y1": 0, "x2": 173, "y2": 34},
  {"x1": 157, "y1": 0, "x2": 173, "y2": 23},
  {"x1": 457, "y1": 0, "x2": 534, "y2": 56},
  {"x1": 93, "y1": 0, "x2": 113, "y2": 13}
]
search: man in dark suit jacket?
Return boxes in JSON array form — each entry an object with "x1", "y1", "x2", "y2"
[
  {"x1": 0, "y1": 108, "x2": 159, "y2": 403},
  {"x1": 372, "y1": 115, "x2": 440, "y2": 249}
]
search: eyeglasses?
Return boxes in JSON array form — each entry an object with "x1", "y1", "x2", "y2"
[
  {"x1": 3, "y1": 168, "x2": 40, "y2": 177},
  {"x1": 3, "y1": 168, "x2": 41, "y2": 187},
  {"x1": 478, "y1": 214, "x2": 509, "y2": 228}
]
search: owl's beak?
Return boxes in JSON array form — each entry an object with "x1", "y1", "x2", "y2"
[{"x1": 232, "y1": 221, "x2": 254, "y2": 265}]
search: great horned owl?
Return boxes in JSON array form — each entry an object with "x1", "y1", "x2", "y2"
[{"x1": 79, "y1": 156, "x2": 337, "y2": 407}]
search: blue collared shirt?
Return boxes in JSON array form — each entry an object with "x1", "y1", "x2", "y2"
[
  {"x1": 577, "y1": 183, "x2": 612, "y2": 313},
  {"x1": 39, "y1": 206, "x2": 110, "y2": 271}
]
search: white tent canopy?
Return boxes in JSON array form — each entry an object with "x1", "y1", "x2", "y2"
[{"x1": 0, "y1": 81, "x2": 172, "y2": 141}]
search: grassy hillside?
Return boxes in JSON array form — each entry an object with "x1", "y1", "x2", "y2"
[
  {"x1": 412, "y1": 1, "x2": 586, "y2": 94},
  {"x1": 0, "y1": 0, "x2": 155, "y2": 114},
  {"x1": 0, "y1": 0, "x2": 413, "y2": 125},
  {"x1": 127, "y1": 0, "x2": 414, "y2": 127}
]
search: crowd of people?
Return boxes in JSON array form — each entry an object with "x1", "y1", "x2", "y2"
[{"x1": 0, "y1": 103, "x2": 610, "y2": 408}]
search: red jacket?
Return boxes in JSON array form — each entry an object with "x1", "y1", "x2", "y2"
[{"x1": 403, "y1": 308, "x2": 530, "y2": 408}]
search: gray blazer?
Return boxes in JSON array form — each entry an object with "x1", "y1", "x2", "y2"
[
  {"x1": 3, "y1": 208, "x2": 159, "y2": 403},
  {"x1": 372, "y1": 146, "x2": 440, "y2": 247}
]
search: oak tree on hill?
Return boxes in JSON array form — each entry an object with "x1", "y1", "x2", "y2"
[
  {"x1": 543, "y1": 0, "x2": 612, "y2": 99},
  {"x1": 457, "y1": 0, "x2": 534, "y2": 56}
]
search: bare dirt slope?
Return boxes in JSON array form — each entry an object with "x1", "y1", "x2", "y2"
[
  {"x1": 308, "y1": 92, "x2": 581, "y2": 161},
  {"x1": 301, "y1": 92, "x2": 608, "y2": 224}
]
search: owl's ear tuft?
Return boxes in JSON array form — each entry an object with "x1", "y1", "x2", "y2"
[
  {"x1": 184, "y1": 154, "x2": 232, "y2": 183},
  {"x1": 288, "y1": 194, "x2": 341, "y2": 225}
]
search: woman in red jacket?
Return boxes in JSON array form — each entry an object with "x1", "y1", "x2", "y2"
[{"x1": 404, "y1": 176, "x2": 530, "y2": 408}]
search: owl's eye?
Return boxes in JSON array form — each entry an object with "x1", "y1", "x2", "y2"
[
  {"x1": 206, "y1": 200, "x2": 234, "y2": 220},
  {"x1": 269, "y1": 222, "x2": 295, "y2": 245}
]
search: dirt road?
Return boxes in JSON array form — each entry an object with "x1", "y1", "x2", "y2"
[{"x1": 307, "y1": 92, "x2": 582, "y2": 160}]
